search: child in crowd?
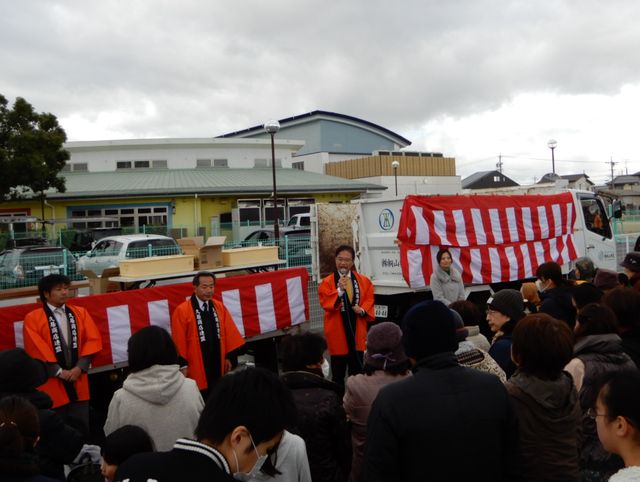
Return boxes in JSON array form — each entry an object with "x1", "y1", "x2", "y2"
[
  {"x1": 594, "y1": 370, "x2": 640, "y2": 481},
  {"x1": 101, "y1": 425, "x2": 154, "y2": 482}
]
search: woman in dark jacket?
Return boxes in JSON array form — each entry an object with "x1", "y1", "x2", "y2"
[
  {"x1": 486, "y1": 289, "x2": 525, "y2": 378},
  {"x1": 280, "y1": 333, "x2": 350, "y2": 482},
  {"x1": 507, "y1": 313, "x2": 581, "y2": 482},
  {"x1": 537, "y1": 261, "x2": 577, "y2": 327},
  {"x1": 0, "y1": 348, "x2": 83, "y2": 480},
  {"x1": 0, "y1": 395, "x2": 59, "y2": 482},
  {"x1": 564, "y1": 303, "x2": 637, "y2": 481}
]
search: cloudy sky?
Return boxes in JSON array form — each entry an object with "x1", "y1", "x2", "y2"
[{"x1": 2, "y1": 0, "x2": 639, "y2": 184}]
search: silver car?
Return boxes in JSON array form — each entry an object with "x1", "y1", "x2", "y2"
[{"x1": 76, "y1": 234, "x2": 181, "y2": 275}]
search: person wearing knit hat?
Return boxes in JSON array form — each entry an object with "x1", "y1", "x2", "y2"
[
  {"x1": 344, "y1": 323, "x2": 411, "y2": 482},
  {"x1": 365, "y1": 300, "x2": 517, "y2": 481},
  {"x1": 486, "y1": 289, "x2": 525, "y2": 379},
  {"x1": 594, "y1": 269, "x2": 622, "y2": 292}
]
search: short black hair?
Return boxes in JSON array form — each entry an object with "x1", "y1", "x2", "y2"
[
  {"x1": 436, "y1": 248, "x2": 452, "y2": 264},
  {"x1": 102, "y1": 425, "x2": 154, "y2": 464},
  {"x1": 38, "y1": 274, "x2": 71, "y2": 303},
  {"x1": 195, "y1": 368, "x2": 296, "y2": 446},
  {"x1": 603, "y1": 287, "x2": 640, "y2": 328},
  {"x1": 335, "y1": 245, "x2": 355, "y2": 260},
  {"x1": 449, "y1": 300, "x2": 482, "y2": 326},
  {"x1": 536, "y1": 262, "x2": 564, "y2": 286},
  {"x1": 511, "y1": 313, "x2": 574, "y2": 380},
  {"x1": 127, "y1": 326, "x2": 178, "y2": 373},
  {"x1": 572, "y1": 283, "x2": 603, "y2": 310},
  {"x1": 193, "y1": 272, "x2": 215, "y2": 286},
  {"x1": 280, "y1": 332, "x2": 327, "y2": 372},
  {"x1": 597, "y1": 370, "x2": 640, "y2": 431}
]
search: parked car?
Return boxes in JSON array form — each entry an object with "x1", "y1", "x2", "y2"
[
  {"x1": 286, "y1": 213, "x2": 311, "y2": 229},
  {"x1": 76, "y1": 234, "x2": 181, "y2": 275},
  {"x1": 241, "y1": 229, "x2": 311, "y2": 267},
  {"x1": 0, "y1": 246, "x2": 77, "y2": 289}
]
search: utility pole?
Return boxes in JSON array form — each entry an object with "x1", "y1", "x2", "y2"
[{"x1": 607, "y1": 157, "x2": 617, "y2": 189}]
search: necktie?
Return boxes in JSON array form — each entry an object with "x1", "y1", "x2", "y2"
[{"x1": 55, "y1": 308, "x2": 71, "y2": 346}]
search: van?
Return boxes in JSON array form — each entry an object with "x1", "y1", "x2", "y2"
[{"x1": 76, "y1": 234, "x2": 181, "y2": 275}]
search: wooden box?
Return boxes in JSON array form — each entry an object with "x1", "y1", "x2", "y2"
[
  {"x1": 222, "y1": 246, "x2": 279, "y2": 266},
  {"x1": 118, "y1": 255, "x2": 194, "y2": 277}
]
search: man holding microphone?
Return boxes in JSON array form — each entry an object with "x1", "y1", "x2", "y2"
[{"x1": 318, "y1": 245, "x2": 375, "y2": 388}]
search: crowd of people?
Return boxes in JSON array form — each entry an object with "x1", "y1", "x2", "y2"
[{"x1": 1, "y1": 248, "x2": 640, "y2": 481}]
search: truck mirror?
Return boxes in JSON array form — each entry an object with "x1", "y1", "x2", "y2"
[{"x1": 612, "y1": 200, "x2": 623, "y2": 219}]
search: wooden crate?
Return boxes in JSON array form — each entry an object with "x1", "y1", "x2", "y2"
[
  {"x1": 222, "y1": 246, "x2": 279, "y2": 266},
  {"x1": 119, "y1": 255, "x2": 194, "y2": 277}
]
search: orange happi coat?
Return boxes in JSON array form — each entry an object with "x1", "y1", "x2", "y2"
[
  {"x1": 23, "y1": 305, "x2": 102, "y2": 408},
  {"x1": 318, "y1": 271, "x2": 375, "y2": 356},
  {"x1": 171, "y1": 298, "x2": 245, "y2": 390}
]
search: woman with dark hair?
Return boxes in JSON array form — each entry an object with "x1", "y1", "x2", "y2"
[
  {"x1": 536, "y1": 261, "x2": 577, "y2": 327},
  {"x1": 564, "y1": 303, "x2": 637, "y2": 481},
  {"x1": 430, "y1": 248, "x2": 465, "y2": 305},
  {"x1": 507, "y1": 313, "x2": 581, "y2": 481},
  {"x1": 486, "y1": 289, "x2": 525, "y2": 378},
  {"x1": 344, "y1": 322, "x2": 411, "y2": 482},
  {"x1": 101, "y1": 425, "x2": 154, "y2": 482},
  {"x1": 0, "y1": 395, "x2": 58, "y2": 481},
  {"x1": 104, "y1": 326, "x2": 204, "y2": 451},
  {"x1": 594, "y1": 370, "x2": 640, "y2": 481},
  {"x1": 280, "y1": 332, "x2": 351, "y2": 482},
  {"x1": 603, "y1": 287, "x2": 640, "y2": 367}
]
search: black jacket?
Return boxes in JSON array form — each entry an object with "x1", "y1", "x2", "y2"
[
  {"x1": 115, "y1": 438, "x2": 234, "y2": 482},
  {"x1": 540, "y1": 286, "x2": 576, "y2": 327},
  {"x1": 620, "y1": 325, "x2": 640, "y2": 368},
  {"x1": 281, "y1": 370, "x2": 351, "y2": 482},
  {"x1": 364, "y1": 352, "x2": 517, "y2": 482},
  {"x1": 0, "y1": 389, "x2": 83, "y2": 481}
]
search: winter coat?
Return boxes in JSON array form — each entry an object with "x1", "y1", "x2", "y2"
[
  {"x1": 456, "y1": 341, "x2": 506, "y2": 383},
  {"x1": 506, "y1": 371, "x2": 581, "y2": 482},
  {"x1": 569, "y1": 334, "x2": 636, "y2": 475},
  {"x1": 620, "y1": 325, "x2": 640, "y2": 368},
  {"x1": 248, "y1": 430, "x2": 311, "y2": 482},
  {"x1": 465, "y1": 325, "x2": 491, "y2": 352},
  {"x1": 281, "y1": 370, "x2": 351, "y2": 482},
  {"x1": 364, "y1": 352, "x2": 518, "y2": 482},
  {"x1": 430, "y1": 265, "x2": 466, "y2": 305},
  {"x1": 489, "y1": 320, "x2": 518, "y2": 379},
  {"x1": 0, "y1": 389, "x2": 83, "y2": 481},
  {"x1": 114, "y1": 438, "x2": 235, "y2": 482},
  {"x1": 104, "y1": 364, "x2": 204, "y2": 451},
  {"x1": 343, "y1": 370, "x2": 411, "y2": 482},
  {"x1": 539, "y1": 285, "x2": 576, "y2": 327}
]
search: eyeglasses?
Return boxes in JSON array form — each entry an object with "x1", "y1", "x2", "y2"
[
  {"x1": 587, "y1": 408, "x2": 607, "y2": 420},
  {"x1": 336, "y1": 257, "x2": 353, "y2": 263}
]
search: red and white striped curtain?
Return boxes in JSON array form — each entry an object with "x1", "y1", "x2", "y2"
[
  {"x1": 397, "y1": 193, "x2": 578, "y2": 288},
  {"x1": 0, "y1": 268, "x2": 309, "y2": 368}
]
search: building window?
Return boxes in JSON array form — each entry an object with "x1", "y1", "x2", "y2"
[
  {"x1": 197, "y1": 159, "x2": 212, "y2": 168},
  {"x1": 292, "y1": 161, "x2": 304, "y2": 170},
  {"x1": 117, "y1": 161, "x2": 132, "y2": 170},
  {"x1": 152, "y1": 160, "x2": 167, "y2": 169},
  {"x1": 68, "y1": 205, "x2": 169, "y2": 230},
  {"x1": 493, "y1": 176, "x2": 501, "y2": 182},
  {"x1": 213, "y1": 159, "x2": 228, "y2": 168},
  {"x1": 134, "y1": 160, "x2": 150, "y2": 169},
  {"x1": 73, "y1": 163, "x2": 88, "y2": 172},
  {"x1": 254, "y1": 159, "x2": 269, "y2": 168}
]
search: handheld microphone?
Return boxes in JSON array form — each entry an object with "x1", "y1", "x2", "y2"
[{"x1": 339, "y1": 268, "x2": 348, "y2": 276}]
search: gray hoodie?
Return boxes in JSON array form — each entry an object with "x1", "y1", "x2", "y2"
[{"x1": 104, "y1": 364, "x2": 204, "y2": 451}]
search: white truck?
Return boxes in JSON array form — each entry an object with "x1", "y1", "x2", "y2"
[{"x1": 311, "y1": 182, "x2": 620, "y2": 322}]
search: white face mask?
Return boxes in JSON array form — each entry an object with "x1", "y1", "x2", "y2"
[
  {"x1": 232, "y1": 433, "x2": 268, "y2": 481},
  {"x1": 321, "y1": 358, "x2": 331, "y2": 379},
  {"x1": 535, "y1": 279, "x2": 545, "y2": 293}
]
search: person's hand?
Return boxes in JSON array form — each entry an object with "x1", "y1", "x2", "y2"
[
  {"x1": 68, "y1": 367, "x2": 82, "y2": 382},
  {"x1": 352, "y1": 304, "x2": 365, "y2": 316},
  {"x1": 224, "y1": 359, "x2": 233, "y2": 374},
  {"x1": 338, "y1": 273, "x2": 349, "y2": 291}
]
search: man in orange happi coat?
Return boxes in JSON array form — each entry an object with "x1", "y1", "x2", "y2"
[
  {"x1": 318, "y1": 245, "x2": 375, "y2": 388},
  {"x1": 171, "y1": 272, "x2": 245, "y2": 398},
  {"x1": 23, "y1": 274, "x2": 102, "y2": 436}
]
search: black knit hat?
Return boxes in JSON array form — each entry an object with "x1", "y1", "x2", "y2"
[
  {"x1": 488, "y1": 289, "x2": 525, "y2": 322},
  {"x1": 364, "y1": 322, "x2": 409, "y2": 370},
  {"x1": 621, "y1": 252, "x2": 640, "y2": 273},
  {"x1": 0, "y1": 348, "x2": 48, "y2": 392},
  {"x1": 401, "y1": 300, "x2": 457, "y2": 359}
]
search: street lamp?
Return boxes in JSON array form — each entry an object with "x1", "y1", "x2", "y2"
[
  {"x1": 264, "y1": 120, "x2": 281, "y2": 244},
  {"x1": 547, "y1": 139, "x2": 557, "y2": 174},
  {"x1": 391, "y1": 160, "x2": 400, "y2": 196}
]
